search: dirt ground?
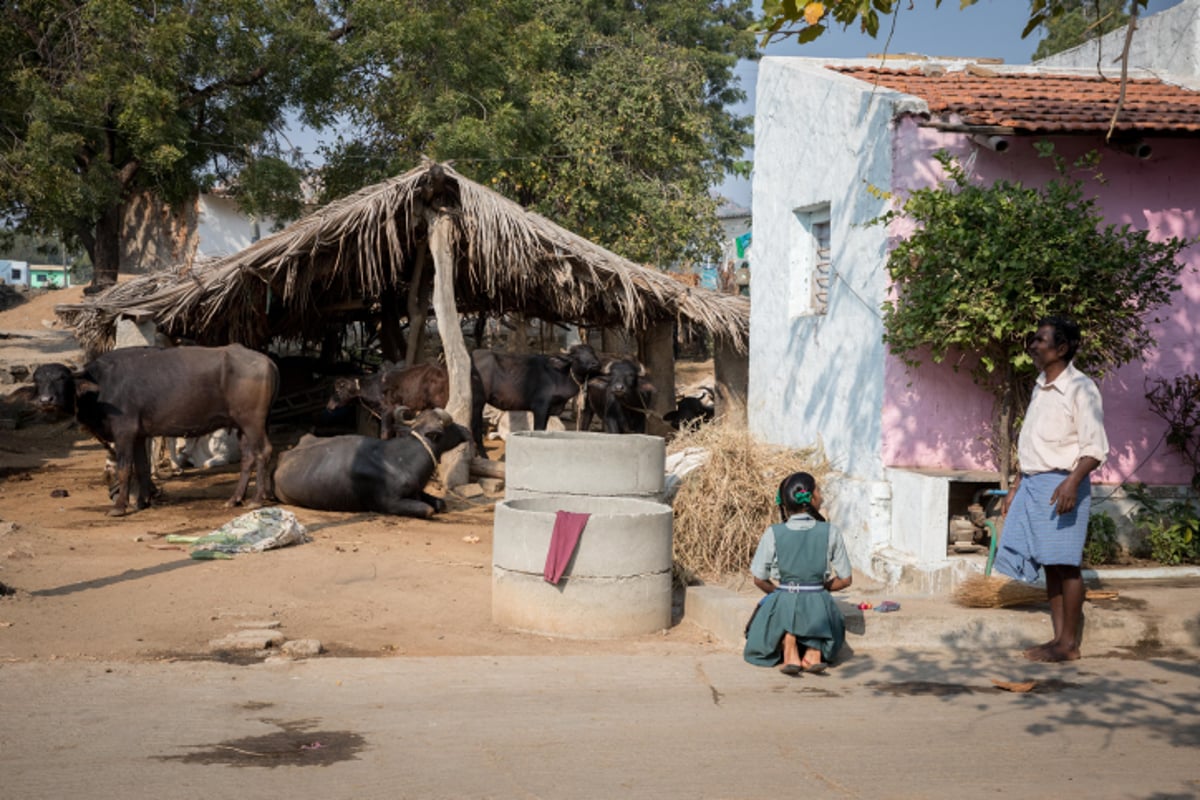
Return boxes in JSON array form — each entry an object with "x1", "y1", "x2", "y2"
[{"x1": 0, "y1": 286, "x2": 726, "y2": 664}]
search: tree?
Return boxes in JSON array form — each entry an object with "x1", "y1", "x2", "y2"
[
  {"x1": 757, "y1": 0, "x2": 1153, "y2": 44},
  {"x1": 1032, "y1": 0, "x2": 1130, "y2": 61},
  {"x1": 0, "y1": 1, "x2": 347, "y2": 292},
  {"x1": 319, "y1": 0, "x2": 757, "y2": 267},
  {"x1": 877, "y1": 147, "x2": 1188, "y2": 485}
]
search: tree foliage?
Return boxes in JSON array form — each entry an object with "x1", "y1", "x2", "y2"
[
  {"x1": 1032, "y1": 0, "x2": 1130, "y2": 61},
  {"x1": 757, "y1": 0, "x2": 1151, "y2": 47},
  {"x1": 0, "y1": 1, "x2": 347, "y2": 290},
  {"x1": 321, "y1": 0, "x2": 757, "y2": 267},
  {"x1": 877, "y1": 147, "x2": 1189, "y2": 480}
]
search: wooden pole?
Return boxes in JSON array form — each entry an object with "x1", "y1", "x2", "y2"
[
  {"x1": 713, "y1": 336, "x2": 748, "y2": 428},
  {"x1": 428, "y1": 213, "x2": 472, "y2": 488},
  {"x1": 639, "y1": 321, "x2": 676, "y2": 437},
  {"x1": 405, "y1": 247, "x2": 430, "y2": 366}
]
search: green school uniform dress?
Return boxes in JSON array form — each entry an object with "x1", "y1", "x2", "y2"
[{"x1": 743, "y1": 520, "x2": 846, "y2": 666}]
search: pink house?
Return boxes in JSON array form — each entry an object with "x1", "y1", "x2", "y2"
[{"x1": 749, "y1": 58, "x2": 1200, "y2": 587}]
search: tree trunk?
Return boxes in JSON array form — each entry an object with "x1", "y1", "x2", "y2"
[
  {"x1": 87, "y1": 203, "x2": 123, "y2": 293},
  {"x1": 428, "y1": 213, "x2": 472, "y2": 488}
]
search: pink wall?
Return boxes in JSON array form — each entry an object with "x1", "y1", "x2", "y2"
[{"x1": 882, "y1": 120, "x2": 1200, "y2": 485}]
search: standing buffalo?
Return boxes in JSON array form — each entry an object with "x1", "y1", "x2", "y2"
[
  {"x1": 578, "y1": 356, "x2": 656, "y2": 434},
  {"x1": 469, "y1": 344, "x2": 602, "y2": 455},
  {"x1": 32, "y1": 344, "x2": 278, "y2": 516},
  {"x1": 273, "y1": 408, "x2": 468, "y2": 517},
  {"x1": 326, "y1": 362, "x2": 449, "y2": 439}
]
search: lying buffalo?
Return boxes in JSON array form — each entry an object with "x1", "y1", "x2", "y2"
[
  {"x1": 273, "y1": 408, "x2": 469, "y2": 517},
  {"x1": 578, "y1": 356, "x2": 656, "y2": 434},
  {"x1": 326, "y1": 361, "x2": 449, "y2": 439},
  {"x1": 470, "y1": 343, "x2": 602, "y2": 456},
  {"x1": 663, "y1": 387, "x2": 716, "y2": 431},
  {"x1": 32, "y1": 344, "x2": 278, "y2": 516}
]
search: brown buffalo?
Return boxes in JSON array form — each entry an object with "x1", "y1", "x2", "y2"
[{"x1": 326, "y1": 362, "x2": 449, "y2": 439}]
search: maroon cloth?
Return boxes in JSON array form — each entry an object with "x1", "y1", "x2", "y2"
[{"x1": 544, "y1": 511, "x2": 590, "y2": 584}]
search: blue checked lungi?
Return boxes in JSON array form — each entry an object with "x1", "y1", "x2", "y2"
[{"x1": 994, "y1": 470, "x2": 1091, "y2": 583}]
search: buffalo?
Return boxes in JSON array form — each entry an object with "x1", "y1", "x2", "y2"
[
  {"x1": 32, "y1": 344, "x2": 278, "y2": 516},
  {"x1": 272, "y1": 408, "x2": 468, "y2": 517},
  {"x1": 326, "y1": 361, "x2": 449, "y2": 439},
  {"x1": 663, "y1": 387, "x2": 716, "y2": 431},
  {"x1": 469, "y1": 344, "x2": 602, "y2": 455},
  {"x1": 578, "y1": 356, "x2": 656, "y2": 434}
]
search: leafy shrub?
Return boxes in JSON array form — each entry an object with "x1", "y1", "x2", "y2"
[
  {"x1": 1083, "y1": 512, "x2": 1119, "y2": 566},
  {"x1": 1127, "y1": 484, "x2": 1200, "y2": 566}
]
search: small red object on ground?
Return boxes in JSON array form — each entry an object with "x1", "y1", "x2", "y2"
[{"x1": 857, "y1": 602, "x2": 873, "y2": 610}]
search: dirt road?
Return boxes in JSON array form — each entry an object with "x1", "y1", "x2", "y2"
[{"x1": 0, "y1": 288, "x2": 723, "y2": 664}]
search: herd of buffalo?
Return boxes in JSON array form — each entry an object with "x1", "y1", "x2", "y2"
[{"x1": 31, "y1": 342, "x2": 715, "y2": 519}]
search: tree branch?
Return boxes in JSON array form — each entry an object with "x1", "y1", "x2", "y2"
[{"x1": 1106, "y1": 2, "x2": 1140, "y2": 141}]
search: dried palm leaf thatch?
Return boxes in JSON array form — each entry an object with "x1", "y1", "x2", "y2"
[
  {"x1": 952, "y1": 574, "x2": 1047, "y2": 608},
  {"x1": 667, "y1": 420, "x2": 831, "y2": 583},
  {"x1": 55, "y1": 161, "x2": 750, "y2": 358}
]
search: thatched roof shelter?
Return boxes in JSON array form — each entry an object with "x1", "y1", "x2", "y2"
[{"x1": 57, "y1": 161, "x2": 749, "y2": 357}]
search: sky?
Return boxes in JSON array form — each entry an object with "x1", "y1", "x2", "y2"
[{"x1": 717, "y1": 0, "x2": 1187, "y2": 207}]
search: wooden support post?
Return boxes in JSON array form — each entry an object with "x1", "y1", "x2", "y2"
[
  {"x1": 405, "y1": 247, "x2": 430, "y2": 366},
  {"x1": 713, "y1": 336, "x2": 748, "y2": 428},
  {"x1": 379, "y1": 287, "x2": 407, "y2": 364},
  {"x1": 602, "y1": 328, "x2": 635, "y2": 356},
  {"x1": 428, "y1": 213, "x2": 472, "y2": 488},
  {"x1": 639, "y1": 321, "x2": 676, "y2": 438}
]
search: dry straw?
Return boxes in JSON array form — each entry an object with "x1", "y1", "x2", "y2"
[{"x1": 667, "y1": 420, "x2": 830, "y2": 583}]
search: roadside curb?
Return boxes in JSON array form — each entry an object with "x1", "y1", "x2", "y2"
[{"x1": 683, "y1": 580, "x2": 1200, "y2": 657}]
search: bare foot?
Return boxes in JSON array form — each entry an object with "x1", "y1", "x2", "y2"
[
  {"x1": 1024, "y1": 644, "x2": 1080, "y2": 662},
  {"x1": 1022, "y1": 641, "x2": 1056, "y2": 660}
]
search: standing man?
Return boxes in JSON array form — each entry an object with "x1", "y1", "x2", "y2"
[{"x1": 995, "y1": 315, "x2": 1109, "y2": 662}]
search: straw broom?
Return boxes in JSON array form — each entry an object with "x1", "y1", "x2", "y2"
[
  {"x1": 953, "y1": 574, "x2": 1047, "y2": 608},
  {"x1": 954, "y1": 574, "x2": 1121, "y2": 608}
]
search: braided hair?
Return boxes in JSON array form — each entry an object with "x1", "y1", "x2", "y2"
[{"x1": 777, "y1": 471, "x2": 825, "y2": 522}]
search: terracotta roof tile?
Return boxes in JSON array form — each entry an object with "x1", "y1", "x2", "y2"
[{"x1": 831, "y1": 67, "x2": 1200, "y2": 134}]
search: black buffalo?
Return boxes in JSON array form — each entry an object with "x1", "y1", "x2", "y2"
[
  {"x1": 469, "y1": 344, "x2": 602, "y2": 455},
  {"x1": 326, "y1": 361, "x2": 449, "y2": 439},
  {"x1": 578, "y1": 356, "x2": 656, "y2": 434},
  {"x1": 272, "y1": 408, "x2": 469, "y2": 517},
  {"x1": 663, "y1": 387, "x2": 716, "y2": 431},
  {"x1": 32, "y1": 344, "x2": 278, "y2": 516}
]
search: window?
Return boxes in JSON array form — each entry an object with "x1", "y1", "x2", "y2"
[{"x1": 787, "y1": 204, "x2": 832, "y2": 318}]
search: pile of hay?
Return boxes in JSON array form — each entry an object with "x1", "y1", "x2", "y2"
[{"x1": 667, "y1": 421, "x2": 830, "y2": 583}]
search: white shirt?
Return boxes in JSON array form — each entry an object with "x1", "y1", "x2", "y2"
[{"x1": 1017, "y1": 362, "x2": 1109, "y2": 474}]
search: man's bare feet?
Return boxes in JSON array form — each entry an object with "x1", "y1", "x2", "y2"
[
  {"x1": 1024, "y1": 643, "x2": 1080, "y2": 662},
  {"x1": 1022, "y1": 641, "x2": 1056, "y2": 660}
]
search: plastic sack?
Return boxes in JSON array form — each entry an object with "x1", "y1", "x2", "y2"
[{"x1": 173, "y1": 507, "x2": 311, "y2": 559}]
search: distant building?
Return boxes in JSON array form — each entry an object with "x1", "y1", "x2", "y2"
[
  {"x1": 27, "y1": 264, "x2": 71, "y2": 288},
  {"x1": 0, "y1": 259, "x2": 29, "y2": 286}
]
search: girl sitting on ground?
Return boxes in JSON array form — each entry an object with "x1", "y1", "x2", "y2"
[{"x1": 744, "y1": 471, "x2": 853, "y2": 675}]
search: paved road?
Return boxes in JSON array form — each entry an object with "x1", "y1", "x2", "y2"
[{"x1": 4, "y1": 649, "x2": 1198, "y2": 799}]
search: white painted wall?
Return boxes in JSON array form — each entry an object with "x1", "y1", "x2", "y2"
[
  {"x1": 0, "y1": 260, "x2": 29, "y2": 287},
  {"x1": 750, "y1": 58, "x2": 926, "y2": 573},
  {"x1": 195, "y1": 194, "x2": 274, "y2": 259},
  {"x1": 1037, "y1": 0, "x2": 1200, "y2": 77}
]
